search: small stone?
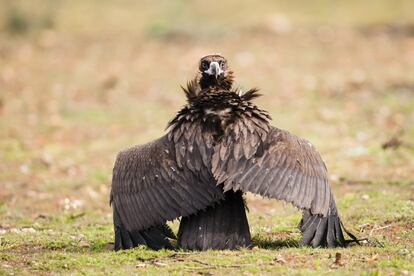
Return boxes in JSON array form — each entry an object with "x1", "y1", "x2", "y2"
[
  {"x1": 274, "y1": 254, "x2": 287, "y2": 264},
  {"x1": 19, "y1": 163, "x2": 30, "y2": 174},
  {"x1": 79, "y1": 240, "x2": 90, "y2": 247},
  {"x1": 361, "y1": 194, "x2": 370, "y2": 200},
  {"x1": 21, "y1": 227, "x2": 36, "y2": 233},
  {"x1": 398, "y1": 249, "x2": 410, "y2": 255},
  {"x1": 40, "y1": 151, "x2": 53, "y2": 167}
]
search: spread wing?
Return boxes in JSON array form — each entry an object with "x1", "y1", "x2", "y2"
[
  {"x1": 111, "y1": 134, "x2": 224, "y2": 232},
  {"x1": 212, "y1": 120, "x2": 332, "y2": 216}
]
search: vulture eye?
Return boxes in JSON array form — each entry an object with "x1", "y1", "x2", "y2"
[
  {"x1": 201, "y1": 61, "x2": 209, "y2": 70},
  {"x1": 219, "y1": 60, "x2": 225, "y2": 68}
]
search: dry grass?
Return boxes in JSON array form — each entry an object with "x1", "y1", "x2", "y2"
[{"x1": 1, "y1": 1, "x2": 414, "y2": 275}]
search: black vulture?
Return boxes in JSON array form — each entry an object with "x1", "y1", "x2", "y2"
[{"x1": 110, "y1": 54, "x2": 357, "y2": 251}]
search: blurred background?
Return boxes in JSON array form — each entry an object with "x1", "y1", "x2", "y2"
[{"x1": 0, "y1": 1, "x2": 413, "y2": 272}]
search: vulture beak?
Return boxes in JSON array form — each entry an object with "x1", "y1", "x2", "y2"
[{"x1": 204, "y1": 61, "x2": 223, "y2": 78}]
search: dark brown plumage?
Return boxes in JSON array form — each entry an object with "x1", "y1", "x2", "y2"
[{"x1": 110, "y1": 54, "x2": 357, "y2": 251}]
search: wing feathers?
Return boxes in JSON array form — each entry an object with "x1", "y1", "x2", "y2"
[
  {"x1": 111, "y1": 135, "x2": 224, "y2": 232},
  {"x1": 213, "y1": 121, "x2": 332, "y2": 216},
  {"x1": 311, "y1": 217, "x2": 328, "y2": 247}
]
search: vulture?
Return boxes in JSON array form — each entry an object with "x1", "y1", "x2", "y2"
[{"x1": 110, "y1": 54, "x2": 357, "y2": 251}]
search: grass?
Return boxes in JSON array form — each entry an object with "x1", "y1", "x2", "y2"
[{"x1": 1, "y1": 0, "x2": 414, "y2": 275}]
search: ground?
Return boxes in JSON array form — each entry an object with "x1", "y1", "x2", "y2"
[{"x1": 0, "y1": 1, "x2": 414, "y2": 275}]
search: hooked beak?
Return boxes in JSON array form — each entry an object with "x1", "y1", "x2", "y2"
[{"x1": 204, "y1": 61, "x2": 223, "y2": 78}]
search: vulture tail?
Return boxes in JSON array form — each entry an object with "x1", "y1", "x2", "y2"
[
  {"x1": 113, "y1": 206, "x2": 175, "y2": 251},
  {"x1": 298, "y1": 198, "x2": 360, "y2": 248},
  {"x1": 177, "y1": 190, "x2": 251, "y2": 250}
]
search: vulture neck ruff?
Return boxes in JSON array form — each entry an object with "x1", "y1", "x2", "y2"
[
  {"x1": 199, "y1": 70, "x2": 234, "y2": 91},
  {"x1": 167, "y1": 87, "x2": 271, "y2": 143}
]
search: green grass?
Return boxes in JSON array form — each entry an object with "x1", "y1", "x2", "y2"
[
  {"x1": 1, "y1": 183, "x2": 413, "y2": 275},
  {"x1": 1, "y1": 0, "x2": 414, "y2": 275}
]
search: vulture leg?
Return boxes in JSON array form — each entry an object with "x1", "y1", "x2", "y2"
[
  {"x1": 178, "y1": 191, "x2": 251, "y2": 250},
  {"x1": 113, "y1": 205, "x2": 175, "y2": 250}
]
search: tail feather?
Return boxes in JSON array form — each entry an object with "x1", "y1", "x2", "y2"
[
  {"x1": 178, "y1": 191, "x2": 251, "y2": 250},
  {"x1": 113, "y1": 205, "x2": 175, "y2": 251}
]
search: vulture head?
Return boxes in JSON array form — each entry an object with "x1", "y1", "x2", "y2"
[{"x1": 198, "y1": 54, "x2": 234, "y2": 90}]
